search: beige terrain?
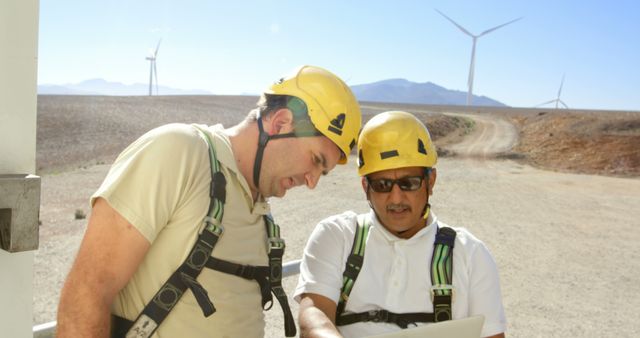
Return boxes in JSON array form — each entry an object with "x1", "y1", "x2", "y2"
[{"x1": 34, "y1": 96, "x2": 640, "y2": 337}]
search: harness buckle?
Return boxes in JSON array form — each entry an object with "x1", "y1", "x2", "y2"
[
  {"x1": 203, "y1": 217, "x2": 224, "y2": 236},
  {"x1": 370, "y1": 310, "x2": 389, "y2": 323},
  {"x1": 430, "y1": 284, "x2": 455, "y2": 302},
  {"x1": 268, "y1": 237, "x2": 285, "y2": 252},
  {"x1": 235, "y1": 264, "x2": 252, "y2": 279}
]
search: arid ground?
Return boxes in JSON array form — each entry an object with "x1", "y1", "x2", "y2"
[{"x1": 34, "y1": 95, "x2": 640, "y2": 337}]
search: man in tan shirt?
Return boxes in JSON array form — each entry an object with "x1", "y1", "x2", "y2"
[{"x1": 57, "y1": 65, "x2": 361, "y2": 338}]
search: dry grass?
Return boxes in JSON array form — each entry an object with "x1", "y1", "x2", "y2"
[{"x1": 510, "y1": 111, "x2": 640, "y2": 177}]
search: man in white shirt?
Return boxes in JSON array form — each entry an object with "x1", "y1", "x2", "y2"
[{"x1": 294, "y1": 111, "x2": 506, "y2": 338}]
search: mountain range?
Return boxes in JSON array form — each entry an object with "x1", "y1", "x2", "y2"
[
  {"x1": 37, "y1": 79, "x2": 212, "y2": 96},
  {"x1": 38, "y1": 78, "x2": 507, "y2": 107},
  {"x1": 350, "y1": 78, "x2": 506, "y2": 107}
]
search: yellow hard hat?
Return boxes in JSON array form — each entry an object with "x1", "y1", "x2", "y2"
[
  {"x1": 357, "y1": 111, "x2": 437, "y2": 176},
  {"x1": 265, "y1": 65, "x2": 362, "y2": 164}
]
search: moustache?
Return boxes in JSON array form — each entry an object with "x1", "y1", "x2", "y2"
[{"x1": 386, "y1": 204, "x2": 410, "y2": 212}]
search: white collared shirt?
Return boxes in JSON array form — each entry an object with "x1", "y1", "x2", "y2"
[{"x1": 294, "y1": 210, "x2": 506, "y2": 338}]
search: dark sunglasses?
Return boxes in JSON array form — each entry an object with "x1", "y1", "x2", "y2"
[{"x1": 366, "y1": 176, "x2": 424, "y2": 193}]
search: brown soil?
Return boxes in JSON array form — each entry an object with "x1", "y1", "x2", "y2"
[
  {"x1": 36, "y1": 96, "x2": 472, "y2": 174},
  {"x1": 508, "y1": 111, "x2": 640, "y2": 177},
  {"x1": 38, "y1": 96, "x2": 640, "y2": 178},
  {"x1": 33, "y1": 96, "x2": 640, "y2": 337},
  {"x1": 36, "y1": 95, "x2": 257, "y2": 174},
  {"x1": 360, "y1": 102, "x2": 640, "y2": 177}
]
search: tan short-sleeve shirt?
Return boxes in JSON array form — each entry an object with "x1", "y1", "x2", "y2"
[{"x1": 92, "y1": 123, "x2": 270, "y2": 337}]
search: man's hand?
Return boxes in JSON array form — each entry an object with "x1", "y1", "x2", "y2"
[{"x1": 57, "y1": 198, "x2": 150, "y2": 338}]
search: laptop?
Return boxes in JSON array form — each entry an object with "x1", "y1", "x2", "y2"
[{"x1": 366, "y1": 315, "x2": 485, "y2": 338}]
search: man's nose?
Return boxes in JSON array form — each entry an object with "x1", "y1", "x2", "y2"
[
  {"x1": 304, "y1": 171, "x2": 321, "y2": 189},
  {"x1": 387, "y1": 183, "x2": 405, "y2": 202}
]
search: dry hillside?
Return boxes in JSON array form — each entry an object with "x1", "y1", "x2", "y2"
[
  {"x1": 37, "y1": 95, "x2": 640, "y2": 177},
  {"x1": 509, "y1": 111, "x2": 640, "y2": 177},
  {"x1": 36, "y1": 95, "x2": 471, "y2": 174}
]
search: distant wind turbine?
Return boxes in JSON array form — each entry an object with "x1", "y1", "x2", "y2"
[
  {"x1": 435, "y1": 9, "x2": 522, "y2": 106},
  {"x1": 145, "y1": 39, "x2": 161, "y2": 96},
  {"x1": 536, "y1": 74, "x2": 569, "y2": 109}
]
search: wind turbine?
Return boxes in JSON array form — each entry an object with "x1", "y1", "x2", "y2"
[
  {"x1": 536, "y1": 74, "x2": 569, "y2": 109},
  {"x1": 145, "y1": 39, "x2": 161, "y2": 96},
  {"x1": 435, "y1": 9, "x2": 522, "y2": 106}
]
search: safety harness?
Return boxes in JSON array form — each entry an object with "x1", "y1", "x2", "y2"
[
  {"x1": 111, "y1": 126, "x2": 296, "y2": 338},
  {"x1": 335, "y1": 214, "x2": 456, "y2": 329}
]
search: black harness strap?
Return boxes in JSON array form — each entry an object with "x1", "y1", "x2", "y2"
[
  {"x1": 118, "y1": 206, "x2": 224, "y2": 337},
  {"x1": 203, "y1": 213, "x2": 297, "y2": 336},
  {"x1": 115, "y1": 126, "x2": 296, "y2": 338},
  {"x1": 336, "y1": 214, "x2": 369, "y2": 316},
  {"x1": 336, "y1": 310, "x2": 436, "y2": 329},
  {"x1": 431, "y1": 226, "x2": 456, "y2": 322},
  {"x1": 110, "y1": 315, "x2": 133, "y2": 338},
  {"x1": 205, "y1": 257, "x2": 272, "y2": 308},
  {"x1": 253, "y1": 117, "x2": 322, "y2": 190},
  {"x1": 335, "y1": 215, "x2": 457, "y2": 329},
  {"x1": 264, "y1": 213, "x2": 297, "y2": 337},
  {"x1": 120, "y1": 127, "x2": 226, "y2": 338}
]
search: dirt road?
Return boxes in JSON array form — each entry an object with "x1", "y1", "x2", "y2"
[
  {"x1": 35, "y1": 113, "x2": 640, "y2": 337},
  {"x1": 445, "y1": 112, "x2": 519, "y2": 157},
  {"x1": 266, "y1": 113, "x2": 640, "y2": 337}
]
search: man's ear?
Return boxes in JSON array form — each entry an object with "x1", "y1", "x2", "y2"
[
  {"x1": 266, "y1": 108, "x2": 294, "y2": 135},
  {"x1": 361, "y1": 176, "x2": 368, "y2": 193},
  {"x1": 428, "y1": 168, "x2": 437, "y2": 196}
]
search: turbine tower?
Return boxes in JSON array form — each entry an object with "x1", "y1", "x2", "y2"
[
  {"x1": 436, "y1": 9, "x2": 521, "y2": 106},
  {"x1": 536, "y1": 75, "x2": 569, "y2": 109},
  {"x1": 146, "y1": 39, "x2": 161, "y2": 96}
]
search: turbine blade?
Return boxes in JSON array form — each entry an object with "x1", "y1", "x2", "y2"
[
  {"x1": 154, "y1": 38, "x2": 162, "y2": 57},
  {"x1": 557, "y1": 74, "x2": 565, "y2": 99},
  {"x1": 535, "y1": 99, "x2": 556, "y2": 107},
  {"x1": 435, "y1": 9, "x2": 474, "y2": 37},
  {"x1": 478, "y1": 17, "x2": 522, "y2": 37},
  {"x1": 559, "y1": 100, "x2": 569, "y2": 109}
]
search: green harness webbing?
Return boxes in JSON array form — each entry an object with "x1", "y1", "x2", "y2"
[
  {"x1": 113, "y1": 126, "x2": 296, "y2": 338},
  {"x1": 335, "y1": 214, "x2": 456, "y2": 329}
]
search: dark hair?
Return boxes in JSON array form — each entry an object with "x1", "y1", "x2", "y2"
[{"x1": 247, "y1": 94, "x2": 319, "y2": 136}]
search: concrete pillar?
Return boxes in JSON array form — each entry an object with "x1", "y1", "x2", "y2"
[{"x1": 0, "y1": 0, "x2": 40, "y2": 337}]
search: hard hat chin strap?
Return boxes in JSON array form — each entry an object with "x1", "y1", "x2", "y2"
[
  {"x1": 253, "y1": 118, "x2": 268, "y2": 190},
  {"x1": 422, "y1": 203, "x2": 431, "y2": 220},
  {"x1": 423, "y1": 167, "x2": 432, "y2": 220},
  {"x1": 252, "y1": 117, "x2": 321, "y2": 192}
]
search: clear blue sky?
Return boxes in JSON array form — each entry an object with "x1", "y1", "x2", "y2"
[{"x1": 38, "y1": 0, "x2": 640, "y2": 111}]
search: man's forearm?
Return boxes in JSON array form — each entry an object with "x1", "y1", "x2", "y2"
[
  {"x1": 299, "y1": 296, "x2": 342, "y2": 338},
  {"x1": 57, "y1": 198, "x2": 150, "y2": 337},
  {"x1": 57, "y1": 271, "x2": 112, "y2": 337}
]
